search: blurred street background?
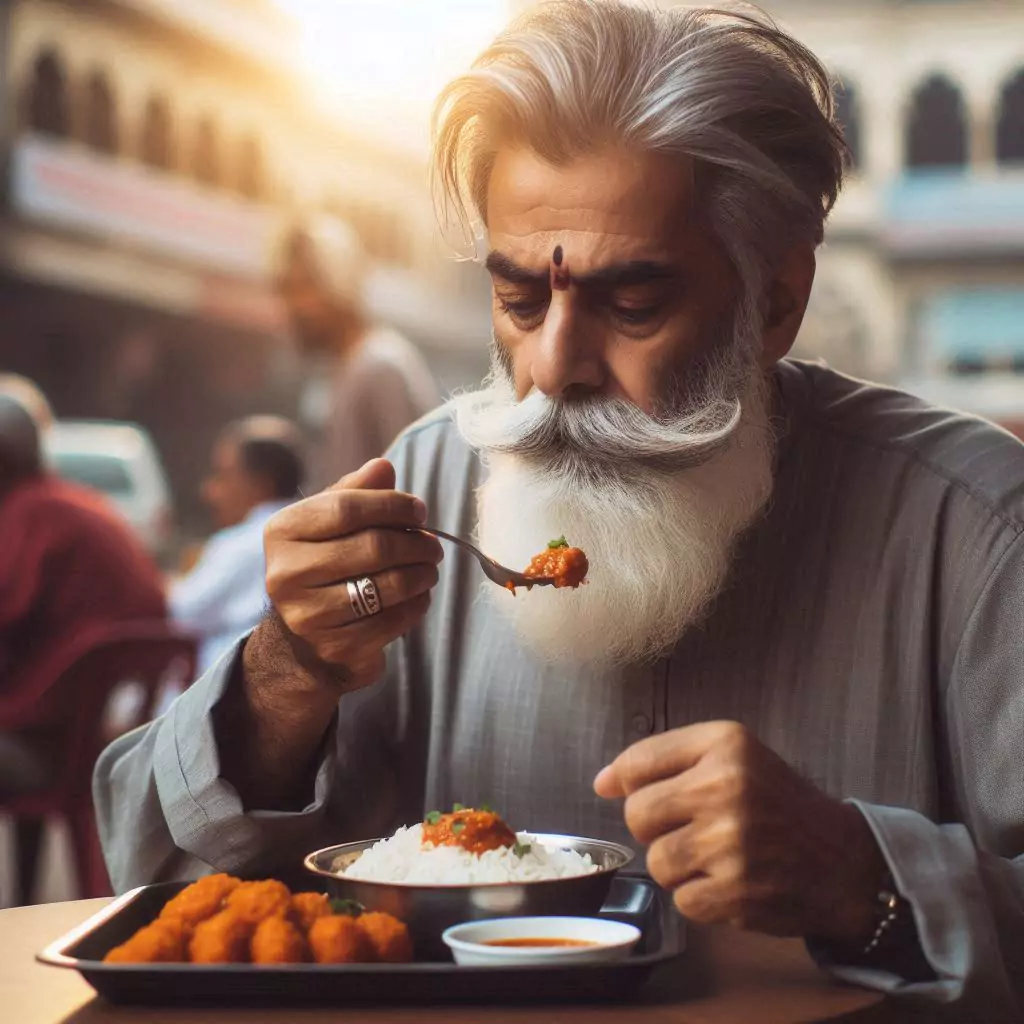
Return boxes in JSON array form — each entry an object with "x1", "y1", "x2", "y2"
[{"x1": 1, "y1": 0, "x2": 1022, "y2": 905}]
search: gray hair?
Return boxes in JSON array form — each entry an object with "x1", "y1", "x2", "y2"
[{"x1": 432, "y1": 0, "x2": 847, "y2": 298}]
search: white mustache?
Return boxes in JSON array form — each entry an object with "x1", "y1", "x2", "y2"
[{"x1": 452, "y1": 381, "x2": 743, "y2": 475}]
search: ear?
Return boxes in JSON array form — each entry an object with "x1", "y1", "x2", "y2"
[{"x1": 759, "y1": 245, "x2": 816, "y2": 368}]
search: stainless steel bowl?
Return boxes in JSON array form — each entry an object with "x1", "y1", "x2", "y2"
[{"x1": 304, "y1": 833, "x2": 635, "y2": 957}]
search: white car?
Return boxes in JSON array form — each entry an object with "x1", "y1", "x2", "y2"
[{"x1": 46, "y1": 420, "x2": 175, "y2": 558}]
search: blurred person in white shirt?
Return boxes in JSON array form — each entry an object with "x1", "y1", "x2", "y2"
[
  {"x1": 170, "y1": 416, "x2": 305, "y2": 675},
  {"x1": 277, "y1": 216, "x2": 440, "y2": 488}
]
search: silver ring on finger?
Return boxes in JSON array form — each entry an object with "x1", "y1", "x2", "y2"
[{"x1": 347, "y1": 576, "x2": 383, "y2": 620}]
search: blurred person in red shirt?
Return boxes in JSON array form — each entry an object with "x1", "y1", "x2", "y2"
[
  {"x1": 0, "y1": 377, "x2": 166, "y2": 798},
  {"x1": 277, "y1": 216, "x2": 441, "y2": 489}
]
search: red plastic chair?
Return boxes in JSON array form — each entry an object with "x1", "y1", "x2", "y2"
[{"x1": 0, "y1": 621, "x2": 196, "y2": 904}]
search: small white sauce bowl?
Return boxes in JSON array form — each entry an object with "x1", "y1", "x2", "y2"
[{"x1": 442, "y1": 916, "x2": 641, "y2": 967}]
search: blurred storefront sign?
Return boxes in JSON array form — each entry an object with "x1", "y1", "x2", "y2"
[
  {"x1": 6, "y1": 136, "x2": 286, "y2": 332},
  {"x1": 11, "y1": 135, "x2": 282, "y2": 278},
  {"x1": 883, "y1": 171, "x2": 1024, "y2": 257},
  {"x1": 903, "y1": 286, "x2": 1024, "y2": 439},
  {"x1": 919, "y1": 287, "x2": 1024, "y2": 368}
]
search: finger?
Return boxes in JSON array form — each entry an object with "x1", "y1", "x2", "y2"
[
  {"x1": 671, "y1": 876, "x2": 729, "y2": 926},
  {"x1": 623, "y1": 774, "x2": 696, "y2": 846},
  {"x1": 330, "y1": 458, "x2": 396, "y2": 493},
  {"x1": 595, "y1": 721, "x2": 748, "y2": 799},
  {"x1": 269, "y1": 488, "x2": 428, "y2": 543},
  {"x1": 287, "y1": 564, "x2": 439, "y2": 630},
  {"x1": 315, "y1": 591, "x2": 432, "y2": 663},
  {"x1": 281, "y1": 531, "x2": 444, "y2": 589},
  {"x1": 646, "y1": 826, "x2": 703, "y2": 892}
]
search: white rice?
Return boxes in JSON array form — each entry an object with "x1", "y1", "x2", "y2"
[{"x1": 336, "y1": 825, "x2": 599, "y2": 886}]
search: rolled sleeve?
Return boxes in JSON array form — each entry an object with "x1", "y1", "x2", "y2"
[
  {"x1": 154, "y1": 641, "x2": 337, "y2": 872},
  {"x1": 808, "y1": 800, "x2": 1021, "y2": 1021},
  {"x1": 95, "y1": 638, "x2": 338, "y2": 890}
]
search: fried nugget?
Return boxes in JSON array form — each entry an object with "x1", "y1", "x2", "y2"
[
  {"x1": 104, "y1": 918, "x2": 189, "y2": 963},
  {"x1": 224, "y1": 879, "x2": 292, "y2": 926},
  {"x1": 308, "y1": 914, "x2": 375, "y2": 964},
  {"x1": 290, "y1": 891, "x2": 331, "y2": 932},
  {"x1": 159, "y1": 873, "x2": 241, "y2": 927},
  {"x1": 189, "y1": 909, "x2": 253, "y2": 963},
  {"x1": 251, "y1": 915, "x2": 308, "y2": 964},
  {"x1": 356, "y1": 912, "x2": 413, "y2": 963}
]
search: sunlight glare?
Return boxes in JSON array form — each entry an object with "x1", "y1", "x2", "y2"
[{"x1": 279, "y1": 0, "x2": 510, "y2": 129}]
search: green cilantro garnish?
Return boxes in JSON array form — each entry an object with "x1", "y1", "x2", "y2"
[
  {"x1": 512, "y1": 841, "x2": 532, "y2": 858},
  {"x1": 330, "y1": 898, "x2": 364, "y2": 917},
  {"x1": 480, "y1": 803, "x2": 493, "y2": 813},
  {"x1": 451, "y1": 821, "x2": 467, "y2": 835},
  {"x1": 425, "y1": 810, "x2": 442, "y2": 825},
  {"x1": 452, "y1": 802, "x2": 466, "y2": 812},
  {"x1": 547, "y1": 536, "x2": 569, "y2": 549}
]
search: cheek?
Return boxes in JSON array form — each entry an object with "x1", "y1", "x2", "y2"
[
  {"x1": 492, "y1": 324, "x2": 535, "y2": 398},
  {"x1": 605, "y1": 314, "x2": 710, "y2": 411}
]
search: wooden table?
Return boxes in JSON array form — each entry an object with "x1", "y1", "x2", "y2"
[{"x1": 1, "y1": 898, "x2": 893, "y2": 1023}]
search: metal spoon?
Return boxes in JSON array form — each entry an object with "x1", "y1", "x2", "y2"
[{"x1": 403, "y1": 527, "x2": 556, "y2": 590}]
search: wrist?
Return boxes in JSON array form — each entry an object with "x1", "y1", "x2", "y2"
[
  {"x1": 217, "y1": 616, "x2": 339, "y2": 810},
  {"x1": 811, "y1": 802, "x2": 888, "y2": 944},
  {"x1": 243, "y1": 610, "x2": 345, "y2": 713}
]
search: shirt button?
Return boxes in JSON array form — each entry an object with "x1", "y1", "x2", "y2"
[{"x1": 631, "y1": 713, "x2": 652, "y2": 736}]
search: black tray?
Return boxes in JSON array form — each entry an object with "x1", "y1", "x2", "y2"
[{"x1": 37, "y1": 875, "x2": 686, "y2": 1006}]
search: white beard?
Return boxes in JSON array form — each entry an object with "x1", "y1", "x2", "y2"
[{"x1": 452, "y1": 357, "x2": 777, "y2": 669}]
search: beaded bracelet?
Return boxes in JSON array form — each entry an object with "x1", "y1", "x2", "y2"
[{"x1": 863, "y1": 885, "x2": 902, "y2": 955}]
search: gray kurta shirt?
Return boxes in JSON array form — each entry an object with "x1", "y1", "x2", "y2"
[{"x1": 94, "y1": 360, "x2": 1024, "y2": 1019}]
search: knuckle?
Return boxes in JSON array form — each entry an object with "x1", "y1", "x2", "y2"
[
  {"x1": 718, "y1": 721, "x2": 752, "y2": 756},
  {"x1": 264, "y1": 565, "x2": 288, "y2": 600},
  {"x1": 717, "y1": 763, "x2": 748, "y2": 801},
  {"x1": 334, "y1": 491, "x2": 357, "y2": 532},
  {"x1": 363, "y1": 530, "x2": 391, "y2": 567},
  {"x1": 717, "y1": 814, "x2": 745, "y2": 853},
  {"x1": 623, "y1": 793, "x2": 648, "y2": 839},
  {"x1": 645, "y1": 843, "x2": 671, "y2": 887},
  {"x1": 263, "y1": 514, "x2": 284, "y2": 542}
]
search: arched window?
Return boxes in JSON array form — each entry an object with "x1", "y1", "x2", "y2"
[
  {"x1": 996, "y1": 69, "x2": 1024, "y2": 165},
  {"x1": 83, "y1": 70, "x2": 117, "y2": 154},
  {"x1": 905, "y1": 74, "x2": 968, "y2": 169},
  {"x1": 24, "y1": 49, "x2": 69, "y2": 137},
  {"x1": 140, "y1": 94, "x2": 173, "y2": 170},
  {"x1": 193, "y1": 116, "x2": 219, "y2": 186},
  {"x1": 236, "y1": 133, "x2": 264, "y2": 199},
  {"x1": 834, "y1": 78, "x2": 861, "y2": 171}
]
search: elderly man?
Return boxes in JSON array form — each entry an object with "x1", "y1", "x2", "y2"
[{"x1": 95, "y1": 3, "x2": 1023, "y2": 1018}]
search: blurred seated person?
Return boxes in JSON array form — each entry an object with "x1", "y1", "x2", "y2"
[
  {"x1": 0, "y1": 377, "x2": 166, "y2": 799},
  {"x1": 169, "y1": 417, "x2": 305, "y2": 675},
  {"x1": 277, "y1": 216, "x2": 441, "y2": 488}
]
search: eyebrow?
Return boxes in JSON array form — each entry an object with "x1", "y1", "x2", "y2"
[{"x1": 484, "y1": 251, "x2": 676, "y2": 289}]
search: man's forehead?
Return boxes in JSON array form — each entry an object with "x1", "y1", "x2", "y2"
[{"x1": 484, "y1": 145, "x2": 700, "y2": 268}]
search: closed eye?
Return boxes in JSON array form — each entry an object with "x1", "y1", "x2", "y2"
[
  {"x1": 612, "y1": 305, "x2": 662, "y2": 325},
  {"x1": 498, "y1": 297, "x2": 548, "y2": 330}
]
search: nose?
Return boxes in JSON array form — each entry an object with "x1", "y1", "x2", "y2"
[{"x1": 528, "y1": 290, "x2": 604, "y2": 398}]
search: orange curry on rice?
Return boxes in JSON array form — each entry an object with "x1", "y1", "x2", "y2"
[{"x1": 421, "y1": 807, "x2": 517, "y2": 855}]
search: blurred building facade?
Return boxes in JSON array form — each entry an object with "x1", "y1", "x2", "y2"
[
  {"x1": 770, "y1": 0, "x2": 1024, "y2": 436},
  {"x1": 0, "y1": 0, "x2": 491, "y2": 533}
]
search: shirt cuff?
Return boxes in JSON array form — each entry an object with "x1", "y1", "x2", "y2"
[
  {"x1": 153, "y1": 638, "x2": 336, "y2": 874},
  {"x1": 806, "y1": 800, "x2": 994, "y2": 1004}
]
